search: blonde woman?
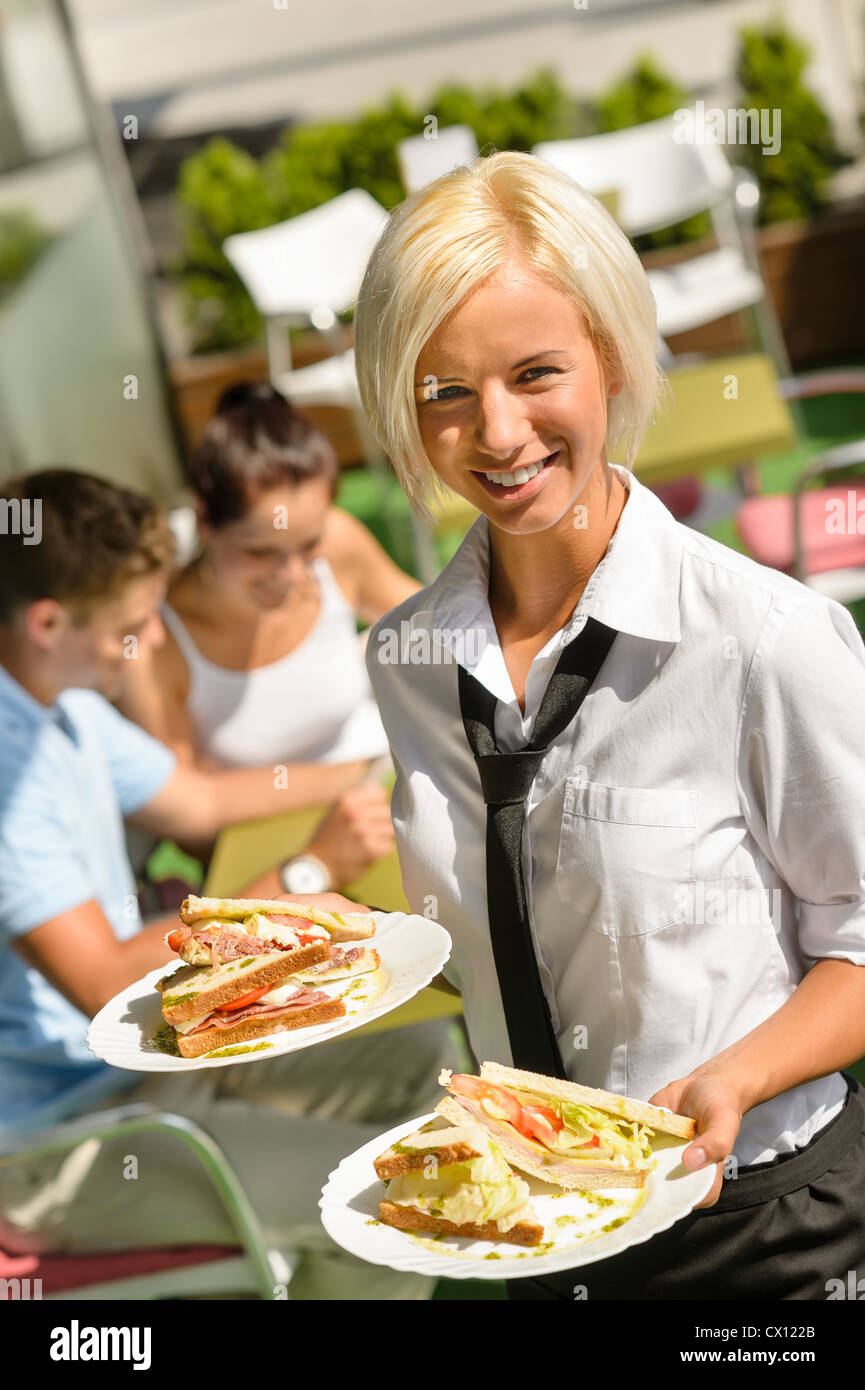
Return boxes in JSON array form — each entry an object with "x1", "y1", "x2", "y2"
[{"x1": 352, "y1": 151, "x2": 865, "y2": 1300}]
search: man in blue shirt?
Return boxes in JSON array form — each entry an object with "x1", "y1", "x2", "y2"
[
  {"x1": 0, "y1": 470, "x2": 455, "y2": 1298},
  {"x1": 0, "y1": 470, "x2": 376, "y2": 1140}
]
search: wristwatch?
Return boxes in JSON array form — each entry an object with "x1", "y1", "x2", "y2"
[{"x1": 279, "y1": 852, "x2": 333, "y2": 896}]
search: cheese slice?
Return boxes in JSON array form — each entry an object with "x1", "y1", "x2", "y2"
[{"x1": 396, "y1": 1124, "x2": 494, "y2": 1154}]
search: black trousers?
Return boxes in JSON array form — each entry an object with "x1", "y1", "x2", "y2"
[{"x1": 507, "y1": 1071, "x2": 865, "y2": 1301}]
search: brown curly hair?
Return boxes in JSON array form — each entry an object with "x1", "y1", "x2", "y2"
[{"x1": 0, "y1": 469, "x2": 176, "y2": 624}]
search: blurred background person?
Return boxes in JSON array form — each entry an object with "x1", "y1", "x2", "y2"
[
  {"x1": 0, "y1": 467, "x2": 463, "y2": 1301},
  {"x1": 118, "y1": 380, "x2": 421, "y2": 887}
]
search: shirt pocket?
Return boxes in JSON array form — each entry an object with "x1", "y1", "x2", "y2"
[{"x1": 555, "y1": 780, "x2": 699, "y2": 937}]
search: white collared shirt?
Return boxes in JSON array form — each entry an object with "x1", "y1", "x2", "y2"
[{"x1": 366, "y1": 463, "x2": 865, "y2": 1165}]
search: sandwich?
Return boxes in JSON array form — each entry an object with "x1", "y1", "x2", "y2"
[
  {"x1": 374, "y1": 1118, "x2": 544, "y2": 1246},
  {"x1": 436, "y1": 1062, "x2": 697, "y2": 1191},
  {"x1": 157, "y1": 897, "x2": 379, "y2": 1059},
  {"x1": 166, "y1": 896, "x2": 378, "y2": 979}
]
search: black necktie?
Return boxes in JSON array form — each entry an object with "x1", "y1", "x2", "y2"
[{"x1": 458, "y1": 616, "x2": 618, "y2": 1078}]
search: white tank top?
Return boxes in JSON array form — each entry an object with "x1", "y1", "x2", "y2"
[{"x1": 161, "y1": 557, "x2": 390, "y2": 768}]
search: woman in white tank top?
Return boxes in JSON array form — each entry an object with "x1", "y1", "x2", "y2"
[
  {"x1": 117, "y1": 385, "x2": 468, "y2": 1303},
  {"x1": 118, "y1": 381, "x2": 422, "y2": 881}
]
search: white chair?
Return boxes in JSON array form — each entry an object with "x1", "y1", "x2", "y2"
[
  {"x1": 533, "y1": 114, "x2": 794, "y2": 381},
  {"x1": 397, "y1": 124, "x2": 479, "y2": 193},
  {"x1": 222, "y1": 189, "x2": 388, "y2": 382}
]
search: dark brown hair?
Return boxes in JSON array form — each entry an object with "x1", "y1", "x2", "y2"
[
  {"x1": 0, "y1": 469, "x2": 175, "y2": 624},
  {"x1": 188, "y1": 381, "x2": 339, "y2": 527}
]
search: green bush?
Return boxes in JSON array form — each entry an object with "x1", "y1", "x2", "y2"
[
  {"x1": 734, "y1": 17, "x2": 852, "y2": 225},
  {"x1": 0, "y1": 210, "x2": 52, "y2": 302},
  {"x1": 173, "y1": 32, "x2": 850, "y2": 354},
  {"x1": 594, "y1": 52, "x2": 686, "y2": 133},
  {"x1": 175, "y1": 69, "x2": 579, "y2": 352},
  {"x1": 430, "y1": 66, "x2": 582, "y2": 153},
  {"x1": 173, "y1": 138, "x2": 281, "y2": 353}
]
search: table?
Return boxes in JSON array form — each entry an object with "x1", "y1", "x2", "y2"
[{"x1": 633, "y1": 352, "x2": 796, "y2": 487}]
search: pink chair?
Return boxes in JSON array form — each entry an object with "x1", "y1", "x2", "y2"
[
  {"x1": 650, "y1": 477, "x2": 703, "y2": 521},
  {"x1": 0, "y1": 1242, "x2": 247, "y2": 1300},
  {"x1": 735, "y1": 372, "x2": 865, "y2": 602},
  {"x1": 0, "y1": 1103, "x2": 296, "y2": 1300}
]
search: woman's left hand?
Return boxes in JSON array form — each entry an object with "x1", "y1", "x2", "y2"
[{"x1": 648, "y1": 1068, "x2": 746, "y2": 1208}]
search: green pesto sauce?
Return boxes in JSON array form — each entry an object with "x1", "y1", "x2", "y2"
[
  {"x1": 205, "y1": 1042, "x2": 274, "y2": 1058},
  {"x1": 160, "y1": 990, "x2": 196, "y2": 1009},
  {"x1": 365, "y1": 1218, "x2": 381, "y2": 1226},
  {"x1": 532, "y1": 1241, "x2": 555, "y2": 1255},
  {"x1": 555, "y1": 1214, "x2": 580, "y2": 1227},
  {"x1": 483, "y1": 1252, "x2": 502, "y2": 1260},
  {"x1": 584, "y1": 1192, "x2": 616, "y2": 1208},
  {"x1": 152, "y1": 1022, "x2": 182, "y2": 1056},
  {"x1": 601, "y1": 1217, "x2": 627, "y2": 1233}
]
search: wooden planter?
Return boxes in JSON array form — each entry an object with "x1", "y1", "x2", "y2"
[
  {"x1": 650, "y1": 201, "x2": 865, "y2": 366},
  {"x1": 168, "y1": 202, "x2": 865, "y2": 469},
  {"x1": 167, "y1": 326, "x2": 362, "y2": 465}
]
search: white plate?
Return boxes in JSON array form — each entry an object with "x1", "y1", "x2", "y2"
[
  {"x1": 86, "y1": 912, "x2": 451, "y2": 1072},
  {"x1": 320, "y1": 1110, "x2": 716, "y2": 1280}
]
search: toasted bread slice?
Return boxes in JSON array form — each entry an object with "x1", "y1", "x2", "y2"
[
  {"x1": 374, "y1": 1122, "x2": 488, "y2": 1180},
  {"x1": 476, "y1": 1061, "x2": 696, "y2": 1141},
  {"x1": 379, "y1": 1200, "x2": 544, "y2": 1247},
  {"x1": 289, "y1": 947, "x2": 380, "y2": 985},
  {"x1": 436, "y1": 1094, "x2": 647, "y2": 1191},
  {"x1": 175, "y1": 995, "x2": 346, "y2": 1059},
  {"x1": 156, "y1": 945, "x2": 329, "y2": 1024},
  {"x1": 180, "y1": 896, "x2": 376, "y2": 942}
]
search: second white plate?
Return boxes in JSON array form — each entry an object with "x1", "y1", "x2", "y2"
[
  {"x1": 86, "y1": 911, "x2": 451, "y2": 1072},
  {"x1": 320, "y1": 1110, "x2": 715, "y2": 1280}
]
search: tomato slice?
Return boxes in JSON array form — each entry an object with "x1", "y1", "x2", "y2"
[
  {"x1": 214, "y1": 985, "x2": 271, "y2": 1013},
  {"x1": 449, "y1": 1076, "x2": 580, "y2": 1148},
  {"x1": 520, "y1": 1103, "x2": 564, "y2": 1147},
  {"x1": 165, "y1": 927, "x2": 185, "y2": 954}
]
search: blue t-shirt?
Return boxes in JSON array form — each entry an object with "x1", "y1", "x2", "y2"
[{"x1": 0, "y1": 663, "x2": 177, "y2": 1138}]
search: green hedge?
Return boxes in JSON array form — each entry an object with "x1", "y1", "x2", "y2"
[
  {"x1": 734, "y1": 17, "x2": 852, "y2": 225},
  {"x1": 175, "y1": 23, "x2": 849, "y2": 354}
]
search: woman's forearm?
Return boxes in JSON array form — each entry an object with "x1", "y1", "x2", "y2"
[
  {"x1": 701, "y1": 957, "x2": 865, "y2": 1111},
  {"x1": 199, "y1": 757, "x2": 372, "y2": 831}
]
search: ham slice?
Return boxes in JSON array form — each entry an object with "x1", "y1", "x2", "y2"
[
  {"x1": 187, "y1": 918, "x2": 329, "y2": 968},
  {"x1": 184, "y1": 987, "x2": 332, "y2": 1035},
  {"x1": 302, "y1": 945, "x2": 363, "y2": 973}
]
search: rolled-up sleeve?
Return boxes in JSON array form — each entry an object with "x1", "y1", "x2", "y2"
[{"x1": 735, "y1": 592, "x2": 865, "y2": 966}]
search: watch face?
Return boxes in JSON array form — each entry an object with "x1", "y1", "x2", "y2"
[{"x1": 284, "y1": 859, "x2": 327, "y2": 895}]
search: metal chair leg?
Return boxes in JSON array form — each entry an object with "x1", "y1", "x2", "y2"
[{"x1": 0, "y1": 1104, "x2": 283, "y2": 1301}]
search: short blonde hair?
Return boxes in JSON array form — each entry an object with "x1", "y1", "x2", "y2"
[{"x1": 354, "y1": 150, "x2": 665, "y2": 522}]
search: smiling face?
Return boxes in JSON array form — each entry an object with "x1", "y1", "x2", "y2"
[
  {"x1": 197, "y1": 479, "x2": 330, "y2": 612},
  {"x1": 414, "y1": 257, "x2": 621, "y2": 536}
]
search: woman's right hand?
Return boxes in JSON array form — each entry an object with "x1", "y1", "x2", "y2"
[{"x1": 305, "y1": 782, "x2": 396, "y2": 888}]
